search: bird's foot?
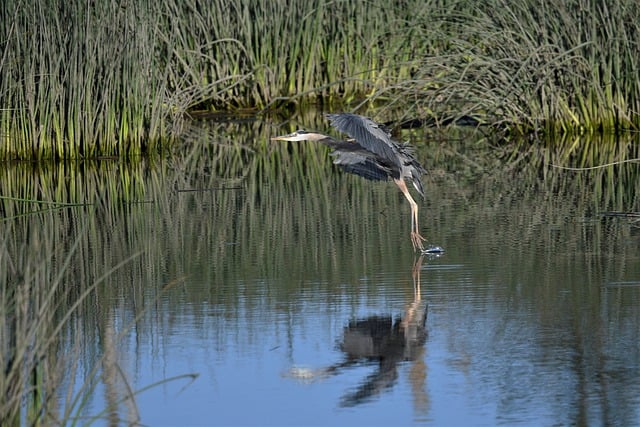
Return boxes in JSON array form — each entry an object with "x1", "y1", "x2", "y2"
[{"x1": 411, "y1": 231, "x2": 426, "y2": 251}]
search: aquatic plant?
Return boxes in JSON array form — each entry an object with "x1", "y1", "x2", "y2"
[
  {"x1": 0, "y1": 0, "x2": 179, "y2": 160},
  {"x1": 0, "y1": 159, "x2": 193, "y2": 424},
  {"x1": 0, "y1": 222, "x2": 197, "y2": 425},
  {"x1": 167, "y1": 0, "x2": 640, "y2": 132},
  {"x1": 1, "y1": 0, "x2": 640, "y2": 160},
  {"x1": 370, "y1": 0, "x2": 640, "y2": 133}
]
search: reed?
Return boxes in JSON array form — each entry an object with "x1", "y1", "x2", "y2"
[
  {"x1": 379, "y1": 0, "x2": 640, "y2": 132},
  {"x1": 0, "y1": 0, "x2": 441, "y2": 159},
  {"x1": 0, "y1": 0, "x2": 179, "y2": 160},
  {"x1": 2, "y1": 0, "x2": 640, "y2": 160},
  {"x1": 0, "y1": 221, "x2": 96, "y2": 424},
  {"x1": 0, "y1": 159, "x2": 192, "y2": 424},
  {"x1": 158, "y1": 0, "x2": 427, "y2": 109}
]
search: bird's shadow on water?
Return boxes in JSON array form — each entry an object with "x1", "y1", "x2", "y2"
[{"x1": 285, "y1": 255, "x2": 432, "y2": 408}]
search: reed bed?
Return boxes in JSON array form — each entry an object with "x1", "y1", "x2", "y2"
[
  {"x1": 133, "y1": 0, "x2": 640, "y2": 132},
  {"x1": 2, "y1": 0, "x2": 640, "y2": 160},
  {"x1": 0, "y1": 0, "x2": 179, "y2": 160},
  {"x1": 383, "y1": 0, "x2": 640, "y2": 133}
]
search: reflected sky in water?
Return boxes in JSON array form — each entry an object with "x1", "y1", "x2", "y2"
[{"x1": 14, "y1": 117, "x2": 639, "y2": 425}]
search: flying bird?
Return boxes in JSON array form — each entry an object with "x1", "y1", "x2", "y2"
[{"x1": 271, "y1": 113, "x2": 428, "y2": 251}]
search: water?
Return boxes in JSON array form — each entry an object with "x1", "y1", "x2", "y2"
[{"x1": 3, "y1": 117, "x2": 640, "y2": 426}]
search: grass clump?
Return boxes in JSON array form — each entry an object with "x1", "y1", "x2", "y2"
[
  {"x1": 376, "y1": 0, "x2": 640, "y2": 133},
  {"x1": 0, "y1": 0, "x2": 178, "y2": 160},
  {"x1": 2, "y1": 0, "x2": 640, "y2": 160},
  {"x1": 0, "y1": 216, "x2": 194, "y2": 425},
  {"x1": 157, "y1": 0, "x2": 427, "y2": 109}
]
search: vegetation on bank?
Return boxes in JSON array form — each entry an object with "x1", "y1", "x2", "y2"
[{"x1": 1, "y1": 0, "x2": 639, "y2": 158}]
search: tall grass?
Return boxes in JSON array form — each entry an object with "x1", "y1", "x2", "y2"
[
  {"x1": 375, "y1": 0, "x2": 640, "y2": 133},
  {"x1": 0, "y1": 161, "x2": 191, "y2": 424},
  {"x1": 2, "y1": 0, "x2": 640, "y2": 160},
  {"x1": 0, "y1": 0, "x2": 180, "y2": 160},
  {"x1": 157, "y1": 0, "x2": 428, "y2": 109},
  {"x1": 161, "y1": 0, "x2": 640, "y2": 132},
  {"x1": 0, "y1": 223, "x2": 114, "y2": 424}
]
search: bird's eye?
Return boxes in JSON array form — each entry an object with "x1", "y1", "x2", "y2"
[{"x1": 297, "y1": 130, "x2": 308, "y2": 134}]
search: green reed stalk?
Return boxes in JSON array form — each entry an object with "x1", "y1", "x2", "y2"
[
  {"x1": 2, "y1": 0, "x2": 640, "y2": 160},
  {"x1": 156, "y1": 0, "x2": 427, "y2": 109},
  {"x1": 0, "y1": 0, "x2": 178, "y2": 160},
  {"x1": 389, "y1": 0, "x2": 640, "y2": 133}
]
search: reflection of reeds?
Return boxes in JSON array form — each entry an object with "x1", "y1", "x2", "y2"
[{"x1": 2, "y1": 118, "x2": 639, "y2": 422}]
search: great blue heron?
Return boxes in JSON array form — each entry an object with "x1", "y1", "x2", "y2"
[{"x1": 271, "y1": 113, "x2": 427, "y2": 251}]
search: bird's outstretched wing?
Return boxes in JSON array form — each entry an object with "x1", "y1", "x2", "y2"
[
  {"x1": 326, "y1": 113, "x2": 402, "y2": 171},
  {"x1": 330, "y1": 150, "x2": 391, "y2": 182}
]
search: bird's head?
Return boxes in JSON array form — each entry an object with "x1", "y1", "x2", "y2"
[{"x1": 271, "y1": 130, "x2": 326, "y2": 142}]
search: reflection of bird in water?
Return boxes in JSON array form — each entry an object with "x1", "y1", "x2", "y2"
[
  {"x1": 286, "y1": 311, "x2": 427, "y2": 406},
  {"x1": 285, "y1": 256, "x2": 428, "y2": 408},
  {"x1": 338, "y1": 310, "x2": 427, "y2": 407},
  {"x1": 271, "y1": 113, "x2": 427, "y2": 251}
]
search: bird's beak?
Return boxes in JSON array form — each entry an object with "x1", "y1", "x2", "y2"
[{"x1": 270, "y1": 132, "x2": 297, "y2": 141}]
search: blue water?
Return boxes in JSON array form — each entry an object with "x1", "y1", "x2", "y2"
[{"x1": 52, "y1": 119, "x2": 640, "y2": 426}]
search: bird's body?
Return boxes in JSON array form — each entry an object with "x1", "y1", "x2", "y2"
[{"x1": 271, "y1": 113, "x2": 427, "y2": 251}]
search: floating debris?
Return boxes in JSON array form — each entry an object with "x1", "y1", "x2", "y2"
[{"x1": 422, "y1": 245, "x2": 445, "y2": 254}]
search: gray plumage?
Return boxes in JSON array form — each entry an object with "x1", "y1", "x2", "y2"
[
  {"x1": 270, "y1": 113, "x2": 428, "y2": 251},
  {"x1": 325, "y1": 113, "x2": 426, "y2": 199}
]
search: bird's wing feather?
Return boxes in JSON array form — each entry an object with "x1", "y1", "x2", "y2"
[
  {"x1": 329, "y1": 150, "x2": 391, "y2": 182},
  {"x1": 326, "y1": 113, "x2": 402, "y2": 171},
  {"x1": 396, "y1": 143, "x2": 427, "y2": 198}
]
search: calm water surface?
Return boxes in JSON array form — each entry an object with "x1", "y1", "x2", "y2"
[{"x1": 5, "y1": 116, "x2": 640, "y2": 426}]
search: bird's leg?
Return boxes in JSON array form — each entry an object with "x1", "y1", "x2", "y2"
[
  {"x1": 394, "y1": 179, "x2": 425, "y2": 251},
  {"x1": 410, "y1": 203, "x2": 426, "y2": 251}
]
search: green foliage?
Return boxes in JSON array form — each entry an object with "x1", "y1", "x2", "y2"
[
  {"x1": 157, "y1": 0, "x2": 426, "y2": 109},
  {"x1": 379, "y1": 0, "x2": 640, "y2": 132},
  {"x1": 0, "y1": 0, "x2": 178, "y2": 160},
  {"x1": 0, "y1": 171, "x2": 194, "y2": 425},
  {"x1": 1, "y1": 0, "x2": 640, "y2": 159}
]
